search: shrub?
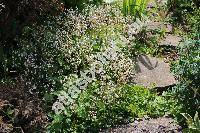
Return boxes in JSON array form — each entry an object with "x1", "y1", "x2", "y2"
[
  {"x1": 185, "y1": 9, "x2": 200, "y2": 33},
  {"x1": 170, "y1": 37, "x2": 200, "y2": 121},
  {"x1": 171, "y1": 38, "x2": 200, "y2": 88},
  {"x1": 12, "y1": 3, "x2": 144, "y2": 94},
  {"x1": 167, "y1": 0, "x2": 200, "y2": 33},
  {"x1": 0, "y1": 0, "x2": 62, "y2": 44},
  {"x1": 0, "y1": 0, "x2": 63, "y2": 81}
]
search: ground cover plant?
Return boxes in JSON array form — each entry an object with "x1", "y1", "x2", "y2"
[{"x1": 48, "y1": 84, "x2": 180, "y2": 132}]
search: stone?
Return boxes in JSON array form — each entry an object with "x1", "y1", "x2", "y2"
[
  {"x1": 100, "y1": 117, "x2": 182, "y2": 133},
  {"x1": 134, "y1": 55, "x2": 177, "y2": 88},
  {"x1": 159, "y1": 35, "x2": 182, "y2": 47},
  {"x1": 165, "y1": 24, "x2": 173, "y2": 33},
  {"x1": 146, "y1": 21, "x2": 164, "y2": 31}
]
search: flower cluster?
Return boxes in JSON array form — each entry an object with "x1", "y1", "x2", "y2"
[
  {"x1": 0, "y1": 3, "x2": 5, "y2": 12},
  {"x1": 15, "y1": 3, "x2": 148, "y2": 114},
  {"x1": 52, "y1": 41, "x2": 115, "y2": 113},
  {"x1": 51, "y1": 4, "x2": 148, "y2": 114}
]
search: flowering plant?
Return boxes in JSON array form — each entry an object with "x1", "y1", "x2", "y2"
[{"x1": 14, "y1": 3, "x2": 149, "y2": 132}]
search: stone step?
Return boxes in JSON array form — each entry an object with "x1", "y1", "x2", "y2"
[
  {"x1": 146, "y1": 21, "x2": 164, "y2": 31},
  {"x1": 134, "y1": 55, "x2": 177, "y2": 88},
  {"x1": 159, "y1": 34, "x2": 182, "y2": 47},
  {"x1": 146, "y1": 21, "x2": 173, "y2": 33}
]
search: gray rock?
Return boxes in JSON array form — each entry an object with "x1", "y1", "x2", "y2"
[
  {"x1": 101, "y1": 117, "x2": 182, "y2": 133},
  {"x1": 159, "y1": 35, "x2": 182, "y2": 47},
  {"x1": 146, "y1": 21, "x2": 164, "y2": 31},
  {"x1": 165, "y1": 24, "x2": 173, "y2": 33},
  {"x1": 134, "y1": 55, "x2": 177, "y2": 88}
]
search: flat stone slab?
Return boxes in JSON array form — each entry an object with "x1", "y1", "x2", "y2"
[
  {"x1": 146, "y1": 21, "x2": 164, "y2": 30},
  {"x1": 134, "y1": 55, "x2": 177, "y2": 88},
  {"x1": 159, "y1": 35, "x2": 182, "y2": 46},
  {"x1": 101, "y1": 117, "x2": 182, "y2": 133},
  {"x1": 146, "y1": 21, "x2": 173, "y2": 34}
]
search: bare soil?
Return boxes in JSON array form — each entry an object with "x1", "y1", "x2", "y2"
[{"x1": 0, "y1": 78, "x2": 48, "y2": 133}]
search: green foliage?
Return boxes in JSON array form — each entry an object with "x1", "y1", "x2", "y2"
[
  {"x1": 62, "y1": 0, "x2": 103, "y2": 9},
  {"x1": 0, "y1": 0, "x2": 62, "y2": 43},
  {"x1": 12, "y1": 3, "x2": 138, "y2": 94},
  {"x1": 169, "y1": 37, "x2": 200, "y2": 122},
  {"x1": 167, "y1": 0, "x2": 198, "y2": 13},
  {"x1": 4, "y1": 4, "x2": 142, "y2": 132},
  {"x1": 171, "y1": 38, "x2": 200, "y2": 89},
  {"x1": 119, "y1": 85, "x2": 180, "y2": 118},
  {"x1": 48, "y1": 84, "x2": 178, "y2": 132},
  {"x1": 185, "y1": 9, "x2": 200, "y2": 33},
  {"x1": 167, "y1": 0, "x2": 200, "y2": 33},
  {"x1": 12, "y1": 19, "x2": 89, "y2": 93},
  {"x1": 182, "y1": 112, "x2": 200, "y2": 133},
  {"x1": 0, "y1": 0, "x2": 63, "y2": 81},
  {"x1": 123, "y1": 0, "x2": 148, "y2": 17}
]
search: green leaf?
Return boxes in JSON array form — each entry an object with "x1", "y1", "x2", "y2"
[
  {"x1": 181, "y1": 113, "x2": 194, "y2": 127},
  {"x1": 194, "y1": 111, "x2": 200, "y2": 130}
]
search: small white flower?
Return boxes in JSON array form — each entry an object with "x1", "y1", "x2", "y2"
[{"x1": 52, "y1": 101, "x2": 65, "y2": 114}]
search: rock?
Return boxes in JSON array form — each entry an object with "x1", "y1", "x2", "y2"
[
  {"x1": 134, "y1": 55, "x2": 177, "y2": 88},
  {"x1": 101, "y1": 117, "x2": 182, "y2": 133},
  {"x1": 146, "y1": 21, "x2": 174, "y2": 33},
  {"x1": 146, "y1": 21, "x2": 164, "y2": 31},
  {"x1": 165, "y1": 24, "x2": 173, "y2": 33},
  {"x1": 159, "y1": 35, "x2": 182, "y2": 47}
]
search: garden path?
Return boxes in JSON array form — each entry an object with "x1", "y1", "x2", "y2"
[
  {"x1": 134, "y1": 0, "x2": 183, "y2": 89},
  {"x1": 103, "y1": 1, "x2": 184, "y2": 132},
  {"x1": 101, "y1": 117, "x2": 182, "y2": 133}
]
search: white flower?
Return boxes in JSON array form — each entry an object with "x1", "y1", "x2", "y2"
[
  {"x1": 52, "y1": 101, "x2": 65, "y2": 114},
  {"x1": 103, "y1": 0, "x2": 115, "y2": 4}
]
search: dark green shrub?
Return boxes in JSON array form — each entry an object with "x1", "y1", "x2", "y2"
[
  {"x1": 171, "y1": 38, "x2": 200, "y2": 90},
  {"x1": 170, "y1": 37, "x2": 200, "y2": 121},
  {"x1": 0, "y1": 0, "x2": 62, "y2": 46},
  {"x1": 185, "y1": 9, "x2": 200, "y2": 33},
  {"x1": 167, "y1": 0, "x2": 200, "y2": 33},
  {"x1": 0, "y1": 0, "x2": 63, "y2": 81},
  {"x1": 9, "y1": 13, "x2": 90, "y2": 94}
]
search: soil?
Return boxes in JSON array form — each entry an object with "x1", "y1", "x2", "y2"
[{"x1": 0, "y1": 78, "x2": 48, "y2": 133}]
